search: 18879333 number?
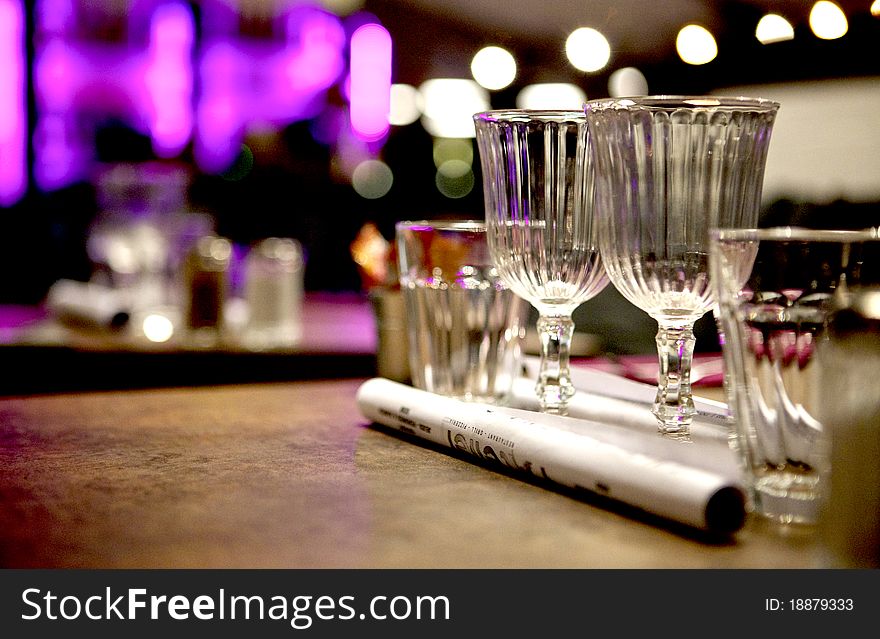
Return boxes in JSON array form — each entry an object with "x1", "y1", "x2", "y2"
[
  {"x1": 765, "y1": 598, "x2": 854, "y2": 612},
  {"x1": 792, "y1": 599, "x2": 854, "y2": 611}
]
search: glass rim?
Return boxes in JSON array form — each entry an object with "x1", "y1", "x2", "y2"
[
  {"x1": 395, "y1": 219, "x2": 486, "y2": 233},
  {"x1": 583, "y1": 95, "x2": 780, "y2": 112},
  {"x1": 473, "y1": 109, "x2": 586, "y2": 123},
  {"x1": 711, "y1": 226, "x2": 880, "y2": 242}
]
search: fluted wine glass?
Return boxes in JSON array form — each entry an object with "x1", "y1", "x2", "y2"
[
  {"x1": 474, "y1": 110, "x2": 608, "y2": 415},
  {"x1": 584, "y1": 96, "x2": 779, "y2": 434}
]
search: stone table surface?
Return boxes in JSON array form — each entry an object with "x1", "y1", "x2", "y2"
[{"x1": 0, "y1": 379, "x2": 821, "y2": 568}]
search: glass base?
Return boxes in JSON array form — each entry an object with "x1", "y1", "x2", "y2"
[
  {"x1": 752, "y1": 473, "x2": 822, "y2": 526},
  {"x1": 652, "y1": 403, "x2": 696, "y2": 434},
  {"x1": 539, "y1": 383, "x2": 573, "y2": 415}
]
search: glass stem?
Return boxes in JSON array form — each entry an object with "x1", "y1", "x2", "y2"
[
  {"x1": 535, "y1": 314, "x2": 575, "y2": 415},
  {"x1": 653, "y1": 320, "x2": 697, "y2": 432}
]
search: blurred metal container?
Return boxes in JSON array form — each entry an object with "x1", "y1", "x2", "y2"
[{"x1": 369, "y1": 287, "x2": 410, "y2": 383}]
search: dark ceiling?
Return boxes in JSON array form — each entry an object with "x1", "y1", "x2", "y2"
[{"x1": 364, "y1": 0, "x2": 879, "y2": 98}]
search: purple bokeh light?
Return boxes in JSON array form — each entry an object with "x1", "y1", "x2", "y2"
[
  {"x1": 27, "y1": 1, "x2": 371, "y2": 192},
  {"x1": 0, "y1": 0, "x2": 27, "y2": 206},
  {"x1": 349, "y1": 23, "x2": 392, "y2": 142},
  {"x1": 195, "y1": 4, "x2": 346, "y2": 172},
  {"x1": 33, "y1": 0, "x2": 192, "y2": 190},
  {"x1": 145, "y1": 2, "x2": 195, "y2": 158}
]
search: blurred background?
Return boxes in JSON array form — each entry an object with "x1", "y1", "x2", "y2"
[{"x1": 0, "y1": 0, "x2": 877, "y2": 361}]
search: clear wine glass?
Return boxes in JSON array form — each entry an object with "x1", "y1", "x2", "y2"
[
  {"x1": 584, "y1": 96, "x2": 779, "y2": 434},
  {"x1": 473, "y1": 110, "x2": 608, "y2": 415}
]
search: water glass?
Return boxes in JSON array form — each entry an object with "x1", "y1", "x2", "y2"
[
  {"x1": 584, "y1": 96, "x2": 779, "y2": 433},
  {"x1": 473, "y1": 110, "x2": 608, "y2": 415},
  {"x1": 710, "y1": 227, "x2": 880, "y2": 525},
  {"x1": 396, "y1": 220, "x2": 528, "y2": 403}
]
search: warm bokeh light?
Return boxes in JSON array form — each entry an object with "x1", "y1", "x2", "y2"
[
  {"x1": 470, "y1": 46, "x2": 516, "y2": 91},
  {"x1": 676, "y1": 24, "x2": 718, "y2": 65},
  {"x1": 756, "y1": 14, "x2": 795, "y2": 44},
  {"x1": 608, "y1": 67, "x2": 648, "y2": 97},
  {"x1": 565, "y1": 27, "x2": 611, "y2": 72},
  {"x1": 430, "y1": 132, "x2": 475, "y2": 199},
  {"x1": 435, "y1": 160, "x2": 474, "y2": 199},
  {"x1": 872, "y1": 0, "x2": 880, "y2": 17},
  {"x1": 318, "y1": 0, "x2": 364, "y2": 15},
  {"x1": 515, "y1": 83, "x2": 587, "y2": 110},
  {"x1": 352, "y1": 159, "x2": 393, "y2": 199},
  {"x1": 433, "y1": 138, "x2": 472, "y2": 169},
  {"x1": 809, "y1": 1, "x2": 848, "y2": 40},
  {"x1": 419, "y1": 79, "x2": 489, "y2": 138},
  {"x1": 350, "y1": 222, "x2": 390, "y2": 287},
  {"x1": 142, "y1": 314, "x2": 174, "y2": 343},
  {"x1": 389, "y1": 83, "x2": 421, "y2": 126}
]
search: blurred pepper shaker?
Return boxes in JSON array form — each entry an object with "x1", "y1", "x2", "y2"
[
  {"x1": 818, "y1": 287, "x2": 880, "y2": 568},
  {"x1": 243, "y1": 237, "x2": 304, "y2": 350},
  {"x1": 184, "y1": 235, "x2": 232, "y2": 346}
]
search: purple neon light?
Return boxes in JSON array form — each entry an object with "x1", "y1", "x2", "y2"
[
  {"x1": 36, "y1": 0, "x2": 75, "y2": 35},
  {"x1": 349, "y1": 23, "x2": 392, "y2": 142},
  {"x1": 33, "y1": 38, "x2": 138, "y2": 190},
  {"x1": 34, "y1": 39, "x2": 81, "y2": 111},
  {"x1": 195, "y1": 42, "x2": 244, "y2": 173},
  {"x1": 33, "y1": 114, "x2": 83, "y2": 190},
  {"x1": 31, "y1": 0, "x2": 349, "y2": 184},
  {"x1": 34, "y1": 1, "x2": 195, "y2": 189},
  {"x1": 195, "y1": 6, "x2": 345, "y2": 172},
  {"x1": 200, "y1": 0, "x2": 238, "y2": 36},
  {"x1": 145, "y1": 2, "x2": 194, "y2": 158},
  {"x1": 282, "y1": 8, "x2": 345, "y2": 93},
  {"x1": 0, "y1": 0, "x2": 27, "y2": 206}
]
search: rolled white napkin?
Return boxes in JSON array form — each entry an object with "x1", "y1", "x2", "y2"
[
  {"x1": 46, "y1": 279, "x2": 130, "y2": 330},
  {"x1": 513, "y1": 356, "x2": 732, "y2": 443},
  {"x1": 356, "y1": 377, "x2": 747, "y2": 534}
]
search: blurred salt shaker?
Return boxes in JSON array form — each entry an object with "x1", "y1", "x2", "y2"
[
  {"x1": 242, "y1": 238, "x2": 304, "y2": 349},
  {"x1": 818, "y1": 288, "x2": 880, "y2": 568}
]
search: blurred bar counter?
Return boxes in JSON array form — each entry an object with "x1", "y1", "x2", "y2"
[{"x1": 0, "y1": 292, "x2": 378, "y2": 396}]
